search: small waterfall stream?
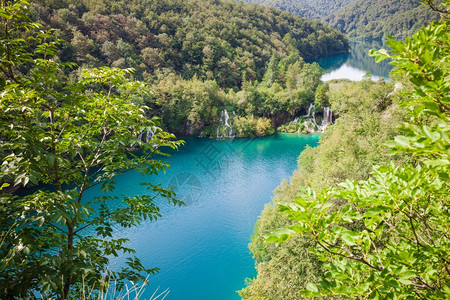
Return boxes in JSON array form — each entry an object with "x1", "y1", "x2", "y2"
[
  {"x1": 137, "y1": 127, "x2": 159, "y2": 147},
  {"x1": 293, "y1": 103, "x2": 333, "y2": 132},
  {"x1": 306, "y1": 102, "x2": 315, "y2": 117},
  {"x1": 138, "y1": 128, "x2": 154, "y2": 143},
  {"x1": 216, "y1": 109, "x2": 235, "y2": 139},
  {"x1": 317, "y1": 107, "x2": 333, "y2": 131}
]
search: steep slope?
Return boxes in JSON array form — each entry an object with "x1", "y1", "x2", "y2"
[
  {"x1": 324, "y1": 0, "x2": 440, "y2": 39},
  {"x1": 239, "y1": 78, "x2": 410, "y2": 299},
  {"x1": 240, "y1": 0, "x2": 356, "y2": 19},
  {"x1": 31, "y1": 0, "x2": 348, "y2": 89}
]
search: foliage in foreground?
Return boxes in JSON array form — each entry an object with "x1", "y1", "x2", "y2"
[
  {"x1": 268, "y1": 12, "x2": 449, "y2": 299},
  {"x1": 0, "y1": 1, "x2": 182, "y2": 298},
  {"x1": 239, "y1": 76, "x2": 408, "y2": 299}
]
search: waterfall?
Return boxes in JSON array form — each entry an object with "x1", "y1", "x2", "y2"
[
  {"x1": 317, "y1": 107, "x2": 332, "y2": 131},
  {"x1": 216, "y1": 109, "x2": 235, "y2": 139},
  {"x1": 301, "y1": 102, "x2": 316, "y2": 132},
  {"x1": 138, "y1": 127, "x2": 156, "y2": 143},
  {"x1": 306, "y1": 103, "x2": 315, "y2": 117},
  {"x1": 290, "y1": 117, "x2": 299, "y2": 124},
  {"x1": 301, "y1": 103, "x2": 334, "y2": 132},
  {"x1": 283, "y1": 103, "x2": 333, "y2": 134},
  {"x1": 146, "y1": 128, "x2": 154, "y2": 142}
]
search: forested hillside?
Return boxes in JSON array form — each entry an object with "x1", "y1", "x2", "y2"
[
  {"x1": 242, "y1": 2, "x2": 449, "y2": 298},
  {"x1": 324, "y1": 0, "x2": 440, "y2": 39},
  {"x1": 29, "y1": 0, "x2": 348, "y2": 137},
  {"x1": 32, "y1": 0, "x2": 347, "y2": 88},
  {"x1": 240, "y1": 0, "x2": 356, "y2": 20},
  {"x1": 241, "y1": 0, "x2": 439, "y2": 40},
  {"x1": 240, "y1": 77, "x2": 410, "y2": 298}
]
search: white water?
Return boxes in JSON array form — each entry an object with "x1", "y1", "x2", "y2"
[
  {"x1": 306, "y1": 103, "x2": 314, "y2": 117},
  {"x1": 138, "y1": 127, "x2": 158, "y2": 147},
  {"x1": 289, "y1": 117, "x2": 299, "y2": 124},
  {"x1": 299, "y1": 103, "x2": 333, "y2": 132},
  {"x1": 216, "y1": 109, "x2": 235, "y2": 139},
  {"x1": 317, "y1": 107, "x2": 332, "y2": 131}
]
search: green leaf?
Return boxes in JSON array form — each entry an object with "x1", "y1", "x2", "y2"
[
  {"x1": 393, "y1": 136, "x2": 411, "y2": 147},
  {"x1": 306, "y1": 283, "x2": 319, "y2": 293}
]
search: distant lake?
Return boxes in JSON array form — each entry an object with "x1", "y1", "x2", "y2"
[
  {"x1": 313, "y1": 40, "x2": 393, "y2": 81},
  {"x1": 84, "y1": 134, "x2": 319, "y2": 299}
]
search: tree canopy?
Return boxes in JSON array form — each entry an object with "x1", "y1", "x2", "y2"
[
  {"x1": 0, "y1": 1, "x2": 182, "y2": 298},
  {"x1": 243, "y1": 2, "x2": 449, "y2": 299},
  {"x1": 30, "y1": 0, "x2": 348, "y2": 89},
  {"x1": 324, "y1": 0, "x2": 440, "y2": 40},
  {"x1": 241, "y1": 0, "x2": 356, "y2": 20}
]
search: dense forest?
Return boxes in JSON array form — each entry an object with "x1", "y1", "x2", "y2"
[
  {"x1": 242, "y1": 0, "x2": 440, "y2": 40},
  {"x1": 240, "y1": 0, "x2": 356, "y2": 20},
  {"x1": 32, "y1": 0, "x2": 347, "y2": 84},
  {"x1": 29, "y1": 0, "x2": 348, "y2": 137},
  {"x1": 324, "y1": 0, "x2": 440, "y2": 39},
  {"x1": 241, "y1": 1, "x2": 449, "y2": 298},
  {"x1": 240, "y1": 77, "x2": 410, "y2": 298},
  {"x1": 1, "y1": 0, "x2": 448, "y2": 298}
]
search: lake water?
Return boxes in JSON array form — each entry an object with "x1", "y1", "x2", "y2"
[
  {"x1": 84, "y1": 133, "x2": 320, "y2": 299},
  {"x1": 314, "y1": 40, "x2": 393, "y2": 81}
]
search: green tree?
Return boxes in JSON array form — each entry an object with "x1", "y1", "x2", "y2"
[
  {"x1": 268, "y1": 12, "x2": 449, "y2": 299},
  {"x1": 0, "y1": 1, "x2": 182, "y2": 298},
  {"x1": 314, "y1": 82, "x2": 329, "y2": 112}
]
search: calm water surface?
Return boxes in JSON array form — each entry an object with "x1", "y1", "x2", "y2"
[
  {"x1": 84, "y1": 133, "x2": 319, "y2": 299},
  {"x1": 314, "y1": 40, "x2": 393, "y2": 81}
]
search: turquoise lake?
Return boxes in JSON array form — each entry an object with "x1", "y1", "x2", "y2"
[
  {"x1": 314, "y1": 40, "x2": 393, "y2": 81},
  {"x1": 84, "y1": 133, "x2": 320, "y2": 299}
]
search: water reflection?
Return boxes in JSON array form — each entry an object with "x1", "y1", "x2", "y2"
[{"x1": 314, "y1": 40, "x2": 393, "y2": 81}]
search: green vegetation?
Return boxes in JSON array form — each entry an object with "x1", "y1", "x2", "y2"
[
  {"x1": 0, "y1": 0, "x2": 346, "y2": 297},
  {"x1": 32, "y1": 0, "x2": 348, "y2": 87},
  {"x1": 147, "y1": 52, "x2": 325, "y2": 136},
  {"x1": 242, "y1": 2, "x2": 449, "y2": 299},
  {"x1": 241, "y1": 0, "x2": 439, "y2": 40},
  {"x1": 3, "y1": 0, "x2": 447, "y2": 298},
  {"x1": 240, "y1": 0, "x2": 356, "y2": 20},
  {"x1": 234, "y1": 115, "x2": 275, "y2": 137},
  {"x1": 27, "y1": 0, "x2": 348, "y2": 137},
  {"x1": 240, "y1": 77, "x2": 409, "y2": 299},
  {"x1": 0, "y1": 1, "x2": 182, "y2": 298},
  {"x1": 324, "y1": 0, "x2": 440, "y2": 40}
]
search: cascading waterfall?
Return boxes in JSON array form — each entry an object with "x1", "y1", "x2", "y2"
[
  {"x1": 317, "y1": 107, "x2": 332, "y2": 131},
  {"x1": 299, "y1": 103, "x2": 333, "y2": 132},
  {"x1": 306, "y1": 102, "x2": 315, "y2": 117},
  {"x1": 137, "y1": 127, "x2": 158, "y2": 146},
  {"x1": 216, "y1": 109, "x2": 235, "y2": 139},
  {"x1": 302, "y1": 103, "x2": 317, "y2": 132},
  {"x1": 289, "y1": 117, "x2": 299, "y2": 124}
]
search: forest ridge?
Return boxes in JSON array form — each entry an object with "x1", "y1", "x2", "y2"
[
  {"x1": 32, "y1": 0, "x2": 348, "y2": 87},
  {"x1": 28, "y1": 0, "x2": 348, "y2": 138},
  {"x1": 242, "y1": 0, "x2": 439, "y2": 40},
  {"x1": 1, "y1": 0, "x2": 448, "y2": 299}
]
